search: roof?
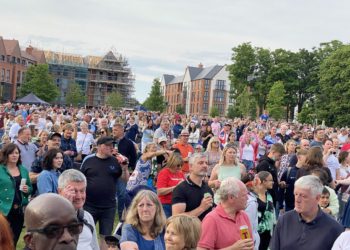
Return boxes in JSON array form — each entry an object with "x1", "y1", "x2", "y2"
[
  {"x1": 193, "y1": 65, "x2": 223, "y2": 80},
  {"x1": 3, "y1": 39, "x2": 21, "y2": 57},
  {"x1": 14, "y1": 93, "x2": 49, "y2": 105},
  {"x1": 169, "y1": 75, "x2": 184, "y2": 84},
  {"x1": 162, "y1": 74, "x2": 175, "y2": 84},
  {"x1": 0, "y1": 37, "x2": 6, "y2": 56},
  {"x1": 21, "y1": 50, "x2": 37, "y2": 61},
  {"x1": 187, "y1": 66, "x2": 202, "y2": 79},
  {"x1": 44, "y1": 51, "x2": 85, "y2": 66}
]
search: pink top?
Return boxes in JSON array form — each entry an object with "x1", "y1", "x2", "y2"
[
  {"x1": 198, "y1": 204, "x2": 253, "y2": 249},
  {"x1": 211, "y1": 122, "x2": 221, "y2": 137}
]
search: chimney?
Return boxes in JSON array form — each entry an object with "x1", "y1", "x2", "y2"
[
  {"x1": 198, "y1": 62, "x2": 203, "y2": 68},
  {"x1": 26, "y1": 46, "x2": 34, "y2": 55}
]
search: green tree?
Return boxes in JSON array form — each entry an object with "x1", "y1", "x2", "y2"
[
  {"x1": 227, "y1": 42, "x2": 256, "y2": 99},
  {"x1": 143, "y1": 78, "x2": 166, "y2": 112},
  {"x1": 266, "y1": 81, "x2": 286, "y2": 120},
  {"x1": 226, "y1": 105, "x2": 241, "y2": 119},
  {"x1": 316, "y1": 45, "x2": 350, "y2": 126},
  {"x1": 106, "y1": 92, "x2": 124, "y2": 110},
  {"x1": 210, "y1": 106, "x2": 220, "y2": 117},
  {"x1": 267, "y1": 49, "x2": 298, "y2": 120},
  {"x1": 20, "y1": 64, "x2": 59, "y2": 102},
  {"x1": 297, "y1": 101, "x2": 317, "y2": 124},
  {"x1": 236, "y1": 86, "x2": 257, "y2": 119},
  {"x1": 65, "y1": 83, "x2": 86, "y2": 107},
  {"x1": 176, "y1": 105, "x2": 185, "y2": 114}
]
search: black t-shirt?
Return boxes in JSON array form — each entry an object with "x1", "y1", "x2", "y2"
[
  {"x1": 13, "y1": 175, "x2": 22, "y2": 206},
  {"x1": 81, "y1": 155, "x2": 122, "y2": 208},
  {"x1": 172, "y1": 176, "x2": 214, "y2": 221},
  {"x1": 256, "y1": 156, "x2": 278, "y2": 206}
]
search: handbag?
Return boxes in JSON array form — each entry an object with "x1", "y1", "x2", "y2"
[{"x1": 75, "y1": 134, "x2": 87, "y2": 162}]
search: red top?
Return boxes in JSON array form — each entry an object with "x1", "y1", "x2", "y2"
[
  {"x1": 156, "y1": 167, "x2": 185, "y2": 204},
  {"x1": 173, "y1": 143, "x2": 194, "y2": 173},
  {"x1": 198, "y1": 204, "x2": 253, "y2": 249}
]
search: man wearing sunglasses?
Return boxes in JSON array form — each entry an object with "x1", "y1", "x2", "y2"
[{"x1": 24, "y1": 193, "x2": 81, "y2": 250}]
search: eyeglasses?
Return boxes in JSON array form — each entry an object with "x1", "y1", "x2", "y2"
[{"x1": 28, "y1": 222, "x2": 83, "y2": 239}]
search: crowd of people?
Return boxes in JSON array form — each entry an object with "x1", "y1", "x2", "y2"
[{"x1": 0, "y1": 102, "x2": 349, "y2": 250}]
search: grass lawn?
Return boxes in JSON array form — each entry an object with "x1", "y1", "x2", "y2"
[{"x1": 17, "y1": 213, "x2": 120, "y2": 249}]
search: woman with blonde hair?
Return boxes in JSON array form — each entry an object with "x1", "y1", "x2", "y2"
[
  {"x1": 75, "y1": 121, "x2": 94, "y2": 162},
  {"x1": 205, "y1": 136, "x2": 222, "y2": 178},
  {"x1": 121, "y1": 190, "x2": 166, "y2": 250},
  {"x1": 127, "y1": 143, "x2": 171, "y2": 191},
  {"x1": 157, "y1": 152, "x2": 185, "y2": 218},
  {"x1": 278, "y1": 139, "x2": 297, "y2": 181},
  {"x1": 208, "y1": 145, "x2": 246, "y2": 190},
  {"x1": 165, "y1": 214, "x2": 201, "y2": 250}
]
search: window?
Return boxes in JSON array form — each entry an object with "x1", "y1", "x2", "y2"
[
  {"x1": 205, "y1": 80, "x2": 210, "y2": 90},
  {"x1": 17, "y1": 58, "x2": 20, "y2": 64},
  {"x1": 6, "y1": 70, "x2": 10, "y2": 82},
  {"x1": 17, "y1": 71, "x2": 21, "y2": 83},
  {"x1": 203, "y1": 103, "x2": 208, "y2": 113},
  {"x1": 204, "y1": 91, "x2": 209, "y2": 102},
  {"x1": 216, "y1": 80, "x2": 226, "y2": 90},
  {"x1": 1, "y1": 69, "x2": 5, "y2": 81},
  {"x1": 1, "y1": 55, "x2": 4, "y2": 61}
]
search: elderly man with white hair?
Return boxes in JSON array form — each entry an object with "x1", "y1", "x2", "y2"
[
  {"x1": 198, "y1": 177, "x2": 254, "y2": 250},
  {"x1": 58, "y1": 169, "x2": 99, "y2": 250},
  {"x1": 270, "y1": 175, "x2": 343, "y2": 250}
]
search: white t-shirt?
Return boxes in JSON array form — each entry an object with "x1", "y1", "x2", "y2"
[
  {"x1": 76, "y1": 132, "x2": 94, "y2": 155},
  {"x1": 242, "y1": 144, "x2": 254, "y2": 161},
  {"x1": 78, "y1": 210, "x2": 100, "y2": 250},
  {"x1": 332, "y1": 231, "x2": 350, "y2": 250}
]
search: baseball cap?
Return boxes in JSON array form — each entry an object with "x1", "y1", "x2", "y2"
[
  {"x1": 97, "y1": 136, "x2": 114, "y2": 145},
  {"x1": 48, "y1": 132, "x2": 61, "y2": 140},
  {"x1": 158, "y1": 137, "x2": 168, "y2": 144}
]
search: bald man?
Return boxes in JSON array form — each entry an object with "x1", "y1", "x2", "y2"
[{"x1": 24, "y1": 193, "x2": 81, "y2": 250}]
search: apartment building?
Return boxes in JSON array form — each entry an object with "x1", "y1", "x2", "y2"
[
  {"x1": 0, "y1": 37, "x2": 44, "y2": 101},
  {"x1": 0, "y1": 36, "x2": 134, "y2": 106},
  {"x1": 44, "y1": 50, "x2": 134, "y2": 107},
  {"x1": 161, "y1": 64, "x2": 231, "y2": 116}
]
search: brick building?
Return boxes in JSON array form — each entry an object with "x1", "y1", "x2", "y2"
[
  {"x1": 0, "y1": 36, "x2": 134, "y2": 106},
  {"x1": 0, "y1": 37, "x2": 44, "y2": 101},
  {"x1": 161, "y1": 64, "x2": 232, "y2": 116}
]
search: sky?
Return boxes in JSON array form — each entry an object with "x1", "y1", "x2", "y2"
[{"x1": 1, "y1": 0, "x2": 350, "y2": 102}]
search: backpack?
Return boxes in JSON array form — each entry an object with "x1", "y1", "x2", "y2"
[{"x1": 77, "y1": 209, "x2": 94, "y2": 234}]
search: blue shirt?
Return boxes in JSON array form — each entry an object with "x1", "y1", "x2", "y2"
[
  {"x1": 37, "y1": 170, "x2": 60, "y2": 194},
  {"x1": 120, "y1": 224, "x2": 165, "y2": 250}
]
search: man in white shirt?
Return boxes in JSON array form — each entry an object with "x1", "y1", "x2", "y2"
[{"x1": 58, "y1": 169, "x2": 100, "y2": 250}]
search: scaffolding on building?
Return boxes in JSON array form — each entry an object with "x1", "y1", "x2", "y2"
[{"x1": 44, "y1": 50, "x2": 135, "y2": 107}]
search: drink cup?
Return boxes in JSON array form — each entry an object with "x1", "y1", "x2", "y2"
[
  {"x1": 20, "y1": 178, "x2": 26, "y2": 191},
  {"x1": 240, "y1": 225, "x2": 251, "y2": 239}
]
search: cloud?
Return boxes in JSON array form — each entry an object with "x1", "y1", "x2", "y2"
[{"x1": 2, "y1": 0, "x2": 350, "y2": 102}]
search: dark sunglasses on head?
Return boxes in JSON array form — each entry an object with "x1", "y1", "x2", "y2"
[{"x1": 28, "y1": 222, "x2": 83, "y2": 239}]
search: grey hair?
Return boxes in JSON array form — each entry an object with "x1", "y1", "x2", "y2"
[
  {"x1": 80, "y1": 121, "x2": 88, "y2": 128},
  {"x1": 189, "y1": 152, "x2": 208, "y2": 166},
  {"x1": 58, "y1": 169, "x2": 86, "y2": 189},
  {"x1": 216, "y1": 177, "x2": 243, "y2": 202},
  {"x1": 294, "y1": 175, "x2": 323, "y2": 197}
]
